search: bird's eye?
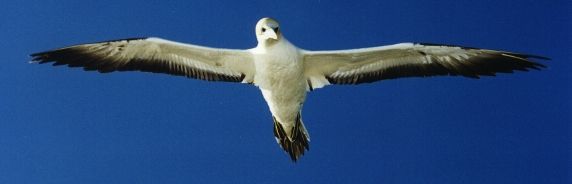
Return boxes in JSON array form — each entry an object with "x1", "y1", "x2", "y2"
[{"x1": 262, "y1": 28, "x2": 266, "y2": 32}]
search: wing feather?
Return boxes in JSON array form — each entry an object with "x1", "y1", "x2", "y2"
[
  {"x1": 31, "y1": 37, "x2": 254, "y2": 83},
  {"x1": 303, "y1": 43, "x2": 547, "y2": 87}
]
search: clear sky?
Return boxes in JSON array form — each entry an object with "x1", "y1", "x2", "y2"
[{"x1": 1, "y1": 0, "x2": 570, "y2": 183}]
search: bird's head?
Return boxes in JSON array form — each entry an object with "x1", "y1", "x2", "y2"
[{"x1": 255, "y1": 17, "x2": 281, "y2": 46}]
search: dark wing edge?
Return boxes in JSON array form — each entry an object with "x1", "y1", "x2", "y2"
[
  {"x1": 30, "y1": 38, "x2": 249, "y2": 83},
  {"x1": 325, "y1": 44, "x2": 549, "y2": 85}
]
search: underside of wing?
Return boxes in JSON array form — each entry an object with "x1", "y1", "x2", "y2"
[
  {"x1": 31, "y1": 37, "x2": 255, "y2": 83},
  {"x1": 303, "y1": 43, "x2": 548, "y2": 88}
]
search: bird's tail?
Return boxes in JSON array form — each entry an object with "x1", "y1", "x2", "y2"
[{"x1": 272, "y1": 112, "x2": 310, "y2": 162}]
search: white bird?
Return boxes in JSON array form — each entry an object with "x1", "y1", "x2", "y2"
[{"x1": 31, "y1": 17, "x2": 547, "y2": 161}]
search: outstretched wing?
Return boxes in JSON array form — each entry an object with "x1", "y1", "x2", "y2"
[
  {"x1": 303, "y1": 43, "x2": 548, "y2": 89},
  {"x1": 31, "y1": 37, "x2": 255, "y2": 83}
]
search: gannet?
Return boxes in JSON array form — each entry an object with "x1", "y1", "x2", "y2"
[{"x1": 30, "y1": 17, "x2": 548, "y2": 162}]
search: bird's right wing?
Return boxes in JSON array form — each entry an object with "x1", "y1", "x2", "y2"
[
  {"x1": 31, "y1": 37, "x2": 255, "y2": 83},
  {"x1": 303, "y1": 43, "x2": 547, "y2": 90}
]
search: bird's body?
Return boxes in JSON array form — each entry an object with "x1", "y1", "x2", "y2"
[
  {"x1": 252, "y1": 37, "x2": 311, "y2": 157},
  {"x1": 31, "y1": 17, "x2": 548, "y2": 162},
  {"x1": 253, "y1": 38, "x2": 306, "y2": 137}
]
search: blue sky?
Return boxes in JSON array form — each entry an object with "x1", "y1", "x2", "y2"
[{"x1": 1, "y1": 0, "x2": 570, "y2": 183}]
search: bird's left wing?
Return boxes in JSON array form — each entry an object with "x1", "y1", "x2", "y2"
[
  {"x1": 303, "y1": 43, "x2": 548, "y2": 90},
  {"x1": 31, "y1": 37, "x2": 255, "y2": 83}
]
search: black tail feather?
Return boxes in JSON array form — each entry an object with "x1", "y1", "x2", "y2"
[{"x1": 273, "y1": 113, "x2": 310, "y2": 162}]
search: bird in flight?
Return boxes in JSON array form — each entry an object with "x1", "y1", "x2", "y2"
[{"x1": 31, "y1": 17, "x2": 547, "y2": 162}]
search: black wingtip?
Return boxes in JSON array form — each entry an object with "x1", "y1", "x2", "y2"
[
  {"x1": 417, "y1": 42, "x2": 551, "y2": 60},
  {"x1": 29, "y1": 52, "x2": 48, "y2": 63},
  {"x1": 520, "y1": 54, "x2": 551, "y2": 61},
  {"x1": 29, "y1": 49, "x2": 61, "y2": 64},
  {"x1": 29, "y1": 37, "x2": 149, "y2": 59},
  {"x1": 503, "y1": 53, "x2": 549, "y2": 70},
  {"x1": 30, "y1": 51, "x2": 45, "y2": 59}
]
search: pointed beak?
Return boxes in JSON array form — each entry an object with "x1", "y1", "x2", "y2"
[{"x1": 264, "y1": 26, "x2": 278, "y2": 40}]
